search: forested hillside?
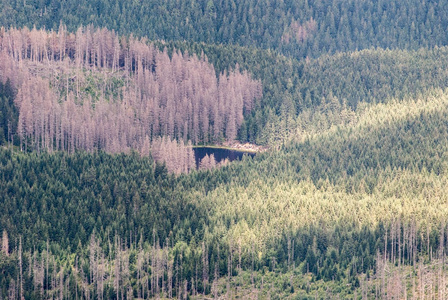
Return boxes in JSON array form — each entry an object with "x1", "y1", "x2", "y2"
[
  {"x1": 2, "y1": 0, "x2": 448, "y2": 299},
  {"x1": 2, "y1": 0, "x2": 448, "y2": 59},
  {"x1": 3, "y1": 26, "x2": 448, "y2": 147},
  {"x1": 3, "y1": 89, "x2": 448, "y2": 298}
]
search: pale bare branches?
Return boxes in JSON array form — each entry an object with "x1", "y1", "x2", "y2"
[{"x1": 0, "y1": 25, "x2": 262, "y2": 173}]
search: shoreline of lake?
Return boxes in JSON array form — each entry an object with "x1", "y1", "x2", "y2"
[
  {"x1": 192, "y1": 142, "x2": 267, "y2": 153},
  {"x1": 192, "y1": 145, "x2": 259, "y2": 168}
]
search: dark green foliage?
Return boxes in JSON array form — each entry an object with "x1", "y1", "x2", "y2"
[
  {"x1": 2, "y1": 0, "x2": 448, "y2": 297},
  {"x1": 1, "y1": 96, "x2": 447, "y2": 296},
  {"x1": 156, "y1": 41, "x2": 448, "y2": 142},
  {"x1": 3, "y1": 29, "x2": 448, "y2": 144},
  {"x1": 1, "y1": 95, "x2": 448, "y2": 296},
  {"x1": 284, "y1": 106, "x2": 448, "y2": 186},
  {"x1": 2, "y1": 0, "x2": 448, "y2": 60},
  {"x1": 0, "y1": 79, "x2": 18, "y2": 146},
  {"x1": 0, "y1": 150, "x2": 207, "y2": 251}
]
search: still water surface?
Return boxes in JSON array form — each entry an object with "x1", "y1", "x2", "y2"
[{"x1": 193, "y1": 147, "x2": 256, "y2": 167}]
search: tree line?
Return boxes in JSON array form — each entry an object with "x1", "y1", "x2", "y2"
[{"x1": 1, "y1": 0, "x2": 448, "y2": 60}]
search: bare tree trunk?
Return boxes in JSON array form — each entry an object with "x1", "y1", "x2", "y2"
[
  {"x1": 1, "y1": 230, "x2": 8, "y2": 255},
  {"x1": 202, "y1": 241, "x2": 208, "y2": 295},
  {"x1": 19, "y1": 237, "x2": 23, "y2": 300}
]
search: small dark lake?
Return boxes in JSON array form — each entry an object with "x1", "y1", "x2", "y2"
[{"x1": 193, "y1": 147, "x2": 256, "y2": 167}]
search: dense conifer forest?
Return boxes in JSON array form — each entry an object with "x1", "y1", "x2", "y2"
[{"x1": 2, "y1": 0, "x2": 448, "y2": 298}]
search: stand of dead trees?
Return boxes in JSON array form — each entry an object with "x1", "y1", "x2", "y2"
[{"x1": 0, "y1": 25, "x2": 262, "y2": 172}]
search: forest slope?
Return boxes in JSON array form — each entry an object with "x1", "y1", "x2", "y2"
[
  {"x1": 2, "y1": 89, "x2": 448, "y2": 298},
  {"x1": 2, "y1": 1, "x2": 448, "y2": 296},
  {"x1": 1, "y1": 0, "x2": 448, "y2": 59},
  {"x1": 4, "y1": 27, "x2": 448, "y2": 147},
  {"x1": 204, "y1": 89, "x2": 448, "y2": 251}
]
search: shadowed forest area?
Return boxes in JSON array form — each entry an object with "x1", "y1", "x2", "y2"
[{"x1": 2, "y1": 0, "x2": 448, "y2": 299}]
